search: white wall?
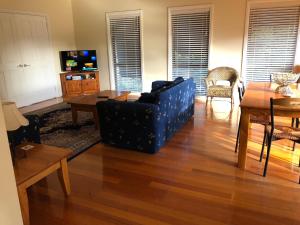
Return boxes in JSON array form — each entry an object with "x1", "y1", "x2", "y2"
[
  {"x1": 0, "y1": 102, "x2": 23, "y2": 225},
  {"x1": 0, "y1": 1, "x2": 77, "y2": 223},
  {"x1": 0, "y1": 0, "x2": 77, "y2": 96},
  {"x1": 71, "y1": 0, "x2": 248, "y2": 91}
]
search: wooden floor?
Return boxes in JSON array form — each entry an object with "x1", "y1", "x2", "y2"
[{"x1": 27, "y1": 100, "x2": 300, "y2": 225}]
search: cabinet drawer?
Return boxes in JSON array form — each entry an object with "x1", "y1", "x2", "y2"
[
  {"x1": 82, "y1": 79, "x2": 99, "y2": 92},
  {"x1": 65, "y1": 80, "x2": 82, "y2": 95}
]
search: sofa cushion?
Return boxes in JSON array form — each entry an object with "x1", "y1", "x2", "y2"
[{"x1": 138, "y1": 93, "x2": 158, "y2": 103}]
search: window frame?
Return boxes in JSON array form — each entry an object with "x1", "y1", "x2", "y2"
[
  {"x1": 106, "y1": 10, "x2": 144, "y2": 92},
  {"x1": 167, "y1": 5, "x2": 214, "y2": 83},
  {"x1": 241, "y1": 0, "x2": 300, "y2": 83}
]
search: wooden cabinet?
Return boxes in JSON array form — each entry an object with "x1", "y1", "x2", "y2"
[{"x1": 60, "y1": 71, "x2": 100, "y2": 97}]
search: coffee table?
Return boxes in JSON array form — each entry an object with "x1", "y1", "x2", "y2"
[
  {"x1": 66, "y1": 90, "x2": 131, "y2": 129},
  {"x1": 14, "y1": 143, "x2": 72, "y2": 225}
]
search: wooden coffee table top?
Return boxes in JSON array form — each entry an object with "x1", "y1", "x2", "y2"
[
  {"x1": 66, "y1": 90, "x2": 131, "y2": 106},
  {"x1": 14, "y1": 143, "x2": 72, "y2": 185}
]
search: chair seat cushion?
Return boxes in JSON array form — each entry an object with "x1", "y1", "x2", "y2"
[
  {"x1": 207, "y1": 85, "x2": 232, "y2": 97},
  {"x1": 266, "y1": 125, "x2": 300, "y2": 141}
]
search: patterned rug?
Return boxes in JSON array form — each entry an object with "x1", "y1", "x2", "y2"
[{"x1": 26, "y1": 103, "x2": 101, "y2": 159}]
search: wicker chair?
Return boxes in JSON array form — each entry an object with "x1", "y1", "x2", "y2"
[
  {"x1": 293, "y1": 65, "x2": 300, "y2": 74},
  {"x1": 205, "y1": 67, "x2": 239, "y2": 107}
]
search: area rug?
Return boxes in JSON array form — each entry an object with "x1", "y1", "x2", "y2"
[{"x1": 26, "y1": 103, "x2": 101, "y2": 159}]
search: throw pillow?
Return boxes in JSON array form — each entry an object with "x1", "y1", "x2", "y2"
[
  {"x1": 173, "y1": 77, "x2": 184, "y2": 84},
  {"x1": 151, "y1": 81, "x2": 172, "y2": 92}
]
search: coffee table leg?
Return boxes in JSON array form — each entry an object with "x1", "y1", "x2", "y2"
[
  {"x1": 71, "y1": 106, "x2": 78, "y2": 125},
  {"x1": 92, "y1": 109, "x2": 99, "y2": 130},
  {"x1": 57, "y1": 158, "x2": 71, "y2": 196},
  {"x1": 18, "y1": 187, "x2": 30, "y2": 225}
]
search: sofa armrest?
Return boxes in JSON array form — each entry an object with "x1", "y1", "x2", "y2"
[
  {"x1": 205, "y1": 78, "x2": 214, "y2": 87},
  {"x1": 7, "y1": 114, "x2": 41, "y2": 148},
  {"x1": 25, "y1": 115, "x2": 41, "y2": 143},
  {"x1": 97, "y1": 101, "x2": 164, "y2": 153}
]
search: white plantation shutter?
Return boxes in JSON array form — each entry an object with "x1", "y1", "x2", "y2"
[
  {"x1": 108, "y1": 13, "x2": 142, "y2": 92},
  {"x1": 170, "y1": 8, "x2": 210, "y2": 96},
  {"x1": 245, "y1": 6, "x2": 300, "y2": 83}
]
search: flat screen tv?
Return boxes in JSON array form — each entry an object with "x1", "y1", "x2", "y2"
[{"x1": 60, "y1": 50, "x2": 98, "y2": 72}]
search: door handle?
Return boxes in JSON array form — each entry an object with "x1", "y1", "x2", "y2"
[
  {"x1": 23, "y1": 64, "x2": 31, "y2": 67},
  {"x1": 17, "y1": 64, "x2": 24, "y2": 67}
]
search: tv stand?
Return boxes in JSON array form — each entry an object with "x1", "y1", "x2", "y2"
[{"x1": 60, "y1": 71, "x2": 100, "y2": 97}]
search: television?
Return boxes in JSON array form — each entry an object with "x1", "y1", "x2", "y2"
[{"x1": 60, "y1": 50, "x2": 98, "y2": 72}]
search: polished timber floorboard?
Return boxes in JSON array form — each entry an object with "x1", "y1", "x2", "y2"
[{"x1": 28, "y1": 100, "x2": 300, "y2": 225}]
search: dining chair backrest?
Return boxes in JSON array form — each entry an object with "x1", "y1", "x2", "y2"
[
  {"x1": 238, "y1": 81, "x2": 245, "y2": 102},
  {"x1": 270, "y1": 97, "x2": 300, "y2": 131},
  {"x1": 293, "y1": 65, "x2": 300, "y2": 74}
]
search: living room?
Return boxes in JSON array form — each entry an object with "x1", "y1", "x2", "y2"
[{"x1": 1, "y1": 0, "x2": 300, "y2": 225}]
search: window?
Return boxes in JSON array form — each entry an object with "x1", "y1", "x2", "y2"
[
  {"x1": 243, "y1": 5, "x2": 300, "y2": 83},
  {"x1": 169, "y1": 6, "x2": 211, "y2": 96},
  {"x1": 107, "y1": 11, "x2": 143, "y2": 92}
]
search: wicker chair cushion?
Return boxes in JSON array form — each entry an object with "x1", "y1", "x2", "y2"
[
  {"x1": 207, "y1": 85, "x2": 232, "y2": 97},
  {"x1": 266, "y1": 125, "x2": 300, "y2": 141}
]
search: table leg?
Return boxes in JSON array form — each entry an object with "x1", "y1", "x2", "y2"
[
  {"x1": 71, "y1": 106, "x2": 78, "y2": 125},
  {"x1": 57, "y1": 158, "x2": 71, "y2": 196},
  {"x1": 92, "y1": 108, "x2": 99, "y2": 130},
  {"x1": 18, "y1": 187, "x2": 30, "y2": 225},
  {"x1": 237, "y1": 108, "x2": 250, "y2": 169}
]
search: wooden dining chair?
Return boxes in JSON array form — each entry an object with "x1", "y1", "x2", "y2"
[
  {"x1": 262, "y1": 98, "x2": 300, "y2": 182},
  {"x1": 291, "y1": 65, "x2": 300, "y2": 128},
  {"x1": 235, "y1": 81, "x2": 269, "y2": 153},
  {"x1": 293, "y1": 65, "x2": 300, "y2": 74}
]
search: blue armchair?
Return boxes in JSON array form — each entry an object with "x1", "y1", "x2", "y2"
[{"x1": 7, "y1": 115, "x2": 41, "y2": 149}]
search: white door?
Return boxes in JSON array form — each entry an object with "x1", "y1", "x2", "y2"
[
  {"x1": 0, "y1": 13, "x2": 24, "y2": 104},
  {"x1": 0, "y1": 12, "x2": 56, "y2": 107}
]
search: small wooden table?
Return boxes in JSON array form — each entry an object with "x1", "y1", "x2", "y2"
[
  {"x1": 14, "y1": 143, "x2": 72, "y2": 225},
  {"x1": 66, "y1": 90, "x2": 131, "y2": 129},
  {"x1": 238, "y1": 82, "x2": 300, "y2": 169}
]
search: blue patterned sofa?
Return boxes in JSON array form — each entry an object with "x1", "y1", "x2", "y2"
[{"x1": 96, "y1": 77, "x2": 196, "y2": 153}]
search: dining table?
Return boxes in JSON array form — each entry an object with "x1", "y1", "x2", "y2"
[{"x1": 238, "y1": 82, "x2": 300, "y2": 169}]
